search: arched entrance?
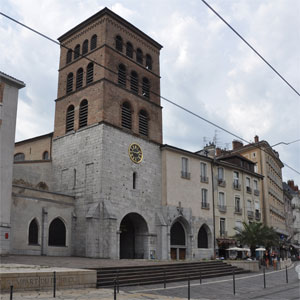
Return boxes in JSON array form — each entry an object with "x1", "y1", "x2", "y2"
[
  {"x1": 119, "y1": 213, "x2": 148, "y2": 259},
  {"x1": 170, "y1": 220, "x2": 186, "y2": 260},
  {"x1": 198, "y1": 224, "x2": 211, "y2": 248}
]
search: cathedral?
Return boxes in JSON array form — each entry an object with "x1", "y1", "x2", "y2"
[{"x1": 5, "y1": 8, "x2": 217, "y2": 260}]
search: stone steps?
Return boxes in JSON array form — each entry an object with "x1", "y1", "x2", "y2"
[{"x1": 96, "y1": 261, "x2": 250, "y2": 287}]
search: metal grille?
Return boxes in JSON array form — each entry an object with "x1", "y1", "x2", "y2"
[
  {"x1": 118, "y1": 65, "x2": 126, "y2": 87},
  {"x1": 66, "y1": 73, "x2": 73, "y2": 94},
  {"x1": 136, "y1": 49, "x2": 143, "y2": 64},
  {"x1": 122, "y1": 104, "x2": 132, "y2": 129},
  {"x1": 79, "y1": 100, "x2": 88, "y2": 128},
  {"x1": 146, "y1": 55, "x2": 152, "y2": 70},
  {"x1": 66, "y1": 106, "x2": 74, "y2": 132},
  {"x1": 74, "y1": 45, "x2": 80, "y2": 59},
  {"x1": 116, "y1": 36, "x2": 123, "y2": 51},
  {"x1": 91, "y1": 35, "x2": 97, "y2": 50},
  {"x1": 76, "y1": 68, "x2": 83, "y2": 89},
  {"x1": 130, "y1": 72, "x2": 138, "y2": 93},
  {"x1": 86, "y1": 63, "x2": 94, "y2": 84},
  {"x1": 66, "y1": 50, "x2": 72, "y2": 64},
  {"x1": 142, "y1": 78, "x2": 150, "y2": 98},
  {"x1": 82, "y1": 40, "x2": 88, "y2": 55},
  {"x1": 139, "y1": 111, "x2": 148, "y2": 136}
]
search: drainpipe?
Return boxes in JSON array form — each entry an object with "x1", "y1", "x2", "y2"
[{"x1": 211, "y1": 160, "x2": 216, "y2": 259}]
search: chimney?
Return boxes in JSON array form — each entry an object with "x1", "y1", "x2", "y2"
[
  {"x1": 254, "y1": 135, "x2": 259, "y2": 143},
  {"x1": 288, "y1": 180, "x2": 295, "y2": 189},
  {"x1": 295, "y1": 185, "x2": 299, "y2": 192},
  {"x1": 232, "y1": 140, "x2": 243, "y2": 150},
  {"x1": 216, "y1": 148, "x2": 221, "y2": 156}
]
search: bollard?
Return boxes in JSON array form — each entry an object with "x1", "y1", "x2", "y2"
[
  {"x1": 10, "y1": 285, "x2": 13, "y2": 300},
  {"x1": 53, "y1": 271, "x2": 56, "y2": 298},
  {"x1": 233, "y1": 269, "x2": 235, "y2": 295},
  {"x1": 200, "y1": 270, "x2": 202, "y2": 284},
  {"x1": 286, "y1": 266, "x2": 288, "y2": 283},
  {"x1": 188, "y1": 276, "x2": 190, "y2": 300},
  {"x1": 263, "y1": 267, "x2": 266, "y2": 288},
  {"x1": 114, "y1": 279, "x2": 117, "y2": 300},
  {"x1": 164, "y1": 271, "x2": 166, "y2": 289}
]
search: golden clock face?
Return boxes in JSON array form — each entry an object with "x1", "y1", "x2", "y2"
[{"x1": 128, "y1": 143, "x2": 143, "y2": 164}]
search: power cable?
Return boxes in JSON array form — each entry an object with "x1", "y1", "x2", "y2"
[
  {"x1": 200, "y1": 0, "x2": 300, "y2": 97},
  {"x1": 1, "y1": 11, "x2": 299, "y2": 176},
  {"x1": 272, "y1": 139, "x2": 300, "y2": 147}
]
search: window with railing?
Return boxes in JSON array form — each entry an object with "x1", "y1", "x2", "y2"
[
  {"x1": 200, "y1": 162, "x2": 208, "y2": 183},
  {"x1": 201, "y1": 189, "x2": 209, "y2": 209},
  {"x1": 181, "y1": 157, "x2": 190, "y2": 179},
  {"x1": 235, "y1": 196, "x2": 242, "y2": 214},
  {"x1": 246, "y1": 177, "x2": 252, "y2": 193},
  {"x1": 220, "y1": 218, "x2": 226, "y2": 236},
  {"x1": 218, "y1": 192, "x2": 226, "y2": 212},
  {"x1": 233, "y1": 171, "x2": 240, "y2": 190}
]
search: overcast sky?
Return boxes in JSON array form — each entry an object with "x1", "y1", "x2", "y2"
[{"x1": 1, "y1": 0, "x2": 299, "y2": 184}]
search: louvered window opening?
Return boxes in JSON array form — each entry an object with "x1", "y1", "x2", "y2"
[
  {"x1": 66, "y1": 50, "x2": 72, "y2": 64},
  {"x1": 86, "y1": 63, "x2": 94, "y2": 84},
  {"x1": 79, "y1": 100, "x2": 88, "y2": 128},
  {"x1": 118, "y1": 65, "x2": 126, "y2": 87},
  {"x1": 146, "y1": 55, "x2": 152, "y2": 70},
  {"x1": 74, "y1": 45, "x2": 80, "y2": 59},
  {"x1": 139, "y1": 113, "x2": 148, "y2": 136},
  {"x1": 122, "y1": 104, "x2": 132, "y2": 129},
  {"x1": 130, "y1": 72, "x2": 138, "y2": 93},
  {"x1": 126, "y1": 42, "x2": 133, "y2": 58},
  {"x1": 116, "y1": 36, "x2": 123, "y2": 51},
  {"x1": 66, "y1": 106, "x2": 74, "y2": 132},
  {"x1": 136, "y1": 49, "x2": 143, "y2": 64},
  {"x1": 91, "y1": 35, "x2": 97, "y2": 50},
  {"x1": 142, "y1": 78, "x2": 150, "y2": 98},
  {"x1": 82, "y1": 40, "x2": 88, "y2": 55},
  {"x1": 66, "y1": 73, "x2": 73, "y2": 94},
  {"x1": 76, "y1": 69, "x2": 83, "y2": 89}
]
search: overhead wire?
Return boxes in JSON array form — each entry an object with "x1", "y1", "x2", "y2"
[{"x1": 1, "y1": 11, "x2": 299, "y2": 176}]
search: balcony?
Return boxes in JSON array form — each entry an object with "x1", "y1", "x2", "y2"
[
  {"x1": 247, "y1": 211, "x2": 254, "y2": 219},
  {"x1": 255, "y1": 211, "x2": 261, "y2": 220},
  {"x1": 218, "y1": 179, "x2": 226, "y2": 187},
  {"x1": 233, "y1": 182, "x2": 241, "y2": 191},
  {"x1": 246, "y1": 186, "x2": 252, "y2": 194},
  {"x1": 200, "y1": 176, "x2": 209, "y2": 183},
  {"x1": 219, "y1": 231, "x2": 228, "y2": 238},
  {"x1": 201, "y1": 202, "x2": 210, "y2": 209},
  {"x1": 254, "y1": 189, "x2": 260, "y2": 196},
  {"x1": 181, "y1": 171, "x2": 190, "y2": 179},
  {"x1": 234, "y1": 207, "x2": 243, "y2": 215},
  {"x1": 218, "y1": 205, "x2": 227, "y2": 213}
]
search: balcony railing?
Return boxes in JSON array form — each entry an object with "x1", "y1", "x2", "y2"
[
  {"x1": 235, "y1": 207, "x2": 242, "y2": 214},
  {"x1": 218, "y1": 205, "x2": 227, "y2": 212},
  {"x1": 181, "y1": 171, "x2": 190, "y2": 179},
  {"x1": 247, "y1": 211, "x2": 254, "y2": 218},
  {"x1": 246, "y1": 186, "x2": 252, "y2": 194},
  {"x1": 255, "y1": 211, "x2": 261, "y2": 220},
  {"x1": 233, "y1": 182, "x2": 241, "y2": 190},
  {"x1": 218, "y1": 179, "x2": 226, "y2": 187},
  {"x1": 201, "y1": 202, "x2": 210, "y2": 209},
  {"x1": 200, "y1": 176, "x2": 209, "y2": 183},
  {"x1": 254, "y1": 189, "x2": 260, "y2": 196}
]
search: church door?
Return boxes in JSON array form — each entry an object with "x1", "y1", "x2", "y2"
[{"x1": 170, "y1": 221, "x2": 186, "y2": 260}]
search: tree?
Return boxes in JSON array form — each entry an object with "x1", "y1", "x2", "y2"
[{"x1": 234, "y1": 222, "x2": 279, "y2": 258}]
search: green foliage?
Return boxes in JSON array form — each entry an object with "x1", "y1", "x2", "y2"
[{"x1": 233, "y1": 222, "x2": 279, "y2": 257}]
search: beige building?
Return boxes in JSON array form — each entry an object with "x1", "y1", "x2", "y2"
[{"x1": 231, "y1": 136, "x2": 287, "y2": 238}]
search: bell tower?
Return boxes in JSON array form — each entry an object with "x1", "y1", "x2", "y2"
[{"x1": 54, "y1": 8, "x2": 163, "y2": 144}]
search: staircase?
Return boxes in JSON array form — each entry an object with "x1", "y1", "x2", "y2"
[{"x1": 96, "y1": 260, "x2": 250, "y2": 287}]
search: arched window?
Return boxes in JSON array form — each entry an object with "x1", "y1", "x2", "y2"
[
  {"x1": 142, "y1": 77, "x2": 150, "y2": 98},
  {"x1": 139, "y1": 110, "x2": 148, "y2": 136},
  {"x1": 66, "y1": 105, "x2": 75, "y2": 133},
  {"x1": 48, "y1": 218, "x2": 66, "y2": 246},
  {"x1": 28, "y1": 219, "x2": 38, "y2": 245},
  {"x1": 66, "y1": 49, "x2": 72, "y2": 64},
  {"x1": 126, "y1": 42, "x2": 133, "y2": 58},
  {"x1": 79, "y1": 99, "x2": 88, "y2": 128},
  {"x1": 136, "y1": 48, "x2": 143, "y2": 64},
  {"x1": 66, "y1": 73, "x2": 73, "y2": 94},
  {"x1": 115, "y1": 35, "x2": 123, "y2": 51},
  {"x1": 121, "y1": 102, "x2": 132, "y2": 130},
  {"x1": 146, "y1": 54, "x2": 152, "y2": 70},
  {"x1": 42, "y1": 151, "x2": 49, "y2": 160},
  {"x1": 82, "y1": 39, "x2": 88, "y2": 55},
  {"x1": 86, "y1": 63, "x2": 94, "y2": 84},
  {"x1": 14, "y1": 153, "x2": 25, "y2": 162},
  {"x1": 74, "y1": 44, "x2": 80, "y2": 59},
  {"x1": 171, "y1": 221, "x2": 185, "y2": 245},
  {"x1": 198, "y1": 225, "x2": 208, "y2": 248},
  {"x1": 130, "y1": 71, "x2": 138, "y2": 93},
  {"x1": 76, "y1": 68, "x2": 83, "y2": 89},
  {"x1": 118, "y1": 64, "x2": 126, "y2": 87},
  {"x1": 91, "y1": 34, "x2": 97, "y2": 50}
]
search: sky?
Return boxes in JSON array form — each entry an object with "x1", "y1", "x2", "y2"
[{"x1": 1, "y1": 0, "x2": 300, "y2": 184}]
